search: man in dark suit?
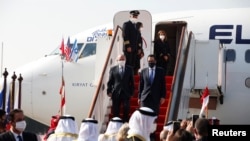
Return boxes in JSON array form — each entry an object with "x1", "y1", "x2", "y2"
[
  {"x1": 122, "y1": 10, "x2": 143, "y2": 75},
  {"x1": 0, "y1": 109, "x2": 38, "y2": 141},
  {"x1": 0, "y1": 109, "x2": 7, "y2": 133},
  {"x1": 138, "y1": 54, "x2": 166, "y2": 115},
  {"x1": 107, "y1": 54, "x2": 134, "y2": 122}
]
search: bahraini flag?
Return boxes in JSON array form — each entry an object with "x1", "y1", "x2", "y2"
[{"x1": 199, "y1": 86, "x2": 209, "y2": 117}]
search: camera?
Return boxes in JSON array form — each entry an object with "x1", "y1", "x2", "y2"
[
  {"x1": 192, "y1": 114, "x2": 199, "y2": 127},
  {"x1": 173, "y1": 121, "x2": 180, "y2": 133}
]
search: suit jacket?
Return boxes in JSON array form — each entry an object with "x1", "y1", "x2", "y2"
[
  {"x1": 107, "y1": 65, "x2": 134, "y2": 99},
  {"x1": 122, "y1": 20, "x2": 141, "y2": 52},
  {"x1": 139, "y1": 67, "x2": 166, "y2": 114},
  {"x1": 0, "y1": 131, "x2": 38, "y2": 141}
]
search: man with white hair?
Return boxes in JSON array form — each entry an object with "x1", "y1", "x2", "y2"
[
  {"x1": 127, "y1": 107, "x2": 157, "y2": 141},
  {"x1": 47, "y1": 115, "x2": 78, "y2": 141},
  {"x1": 98, "y1": 117, "x2": 123, "y2": 141},
  {"x1": 76, "y1": 118, "x2": 99, "y2": 141}
]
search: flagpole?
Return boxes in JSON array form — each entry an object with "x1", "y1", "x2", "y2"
[
  {"x1": 61, "y1": 60, "x2": 64, "y2": 116},
  {"x1": 205, "y1": 106, "x2": 208, "y2": 118},
  {"x1": 206, "y1": 72, "x2": 208, "y2": 118}
]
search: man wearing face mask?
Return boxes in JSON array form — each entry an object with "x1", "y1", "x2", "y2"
[
  {"x1": 138, "y1": 54, "x2": 166, "y2": 115},
  {"x1": 107, "y1": 54, "x2": 134, "y2": 122},
  {"x1": 122, "y1": 10, "x2": 142, "y2": 75},
  {"x1": 0, "y1": 109, "x2": 39, "y2": 141},
  {"x1": 138, "y1": 55, "x2": 166, "y2": 141}
]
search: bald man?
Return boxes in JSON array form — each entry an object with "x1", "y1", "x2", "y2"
[{"x1": 107, "y1": 54, "x2": 134, "y2": 122}]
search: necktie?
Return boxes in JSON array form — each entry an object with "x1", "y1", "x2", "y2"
[
  {"x1": 17, "y1": 135, "x2": 23, "y2": 141},
  {"x1": 120, "y1": 67, "x2": 124, "y2": 77},
  {"x1": 150, "y1": 69, "x2": 154, "y2": 84},
  {"x1": 134, "y1": 23, "x2": 136, "y2": 29}
]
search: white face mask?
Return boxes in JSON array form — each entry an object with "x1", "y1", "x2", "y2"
[
  {"x1": 159, "y1": 35, "x2": 165, "y2": 40},
  {"x1": 15, "y1": 120, "x2": 26, "y2": 132},
  {"x1": 130, "y1": 18, "x2": 137, "y2": 23},
  {"x1": 118, "y1": 60, "x2": 125, "y2": 67}
]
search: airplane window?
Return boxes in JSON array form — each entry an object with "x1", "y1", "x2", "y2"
[
  {"x1": 245, "y1": 77, "x2": 250, "y2": 88},
  {"x1": 225, "y1": 49, "x2": 235, "y2": 62},
  {"x1": 76, "y1": 43, "x2": 84, "y2": 54},
  {"x1": 245, "y1": 50, "x2": 250, "y2": 63},
  {"x1": 79, "y1": 43, "x2": 96, "y2": 58}
]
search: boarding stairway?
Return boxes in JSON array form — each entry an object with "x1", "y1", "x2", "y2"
[
  {"x1": 87, "y1": 25, "x2": 186, "y2": 135},
  {"x1": 106, "y1": 74, "x2": 172, "y2": 141},
  {"x1": 88, "y1": 23, "x2": 224, "y2": 141}
]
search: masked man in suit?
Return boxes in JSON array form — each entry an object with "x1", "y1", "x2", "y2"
[
  {"x1": 107, "y1": 54, "x2": 134, "y2": 122},
  {"x1": 0, "y1": 109, "x2": 39, "y2": 141},
  {"x1": 138, "y1": 54, "x2": 166, "y2": 115}
]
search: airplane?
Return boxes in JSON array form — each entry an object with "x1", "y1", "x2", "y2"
[{"x1": 0, "y1": 7, "x2": 250, "y2": 133}]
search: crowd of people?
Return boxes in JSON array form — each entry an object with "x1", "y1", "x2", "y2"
[
  {"x1": 160, "y1": 118, "x2": 210, "y2": 141},
  {"x1": 0, "y1": 108, "x2": 212, "y2": 141}
]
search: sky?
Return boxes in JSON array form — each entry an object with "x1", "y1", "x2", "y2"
[{"x1": 0, "y1": 0, "x2": 250, "y2": 72}]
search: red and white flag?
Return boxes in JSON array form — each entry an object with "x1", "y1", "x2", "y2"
[
  {"x1": 59, "y1": 38, "x2": 65, "y2": 56},
  {"x1": 59, "y1": 76, "x2": 66, "y2": 114},
  {"x1": 199, "y1": 86, "x2": 209, "y2": 117}
]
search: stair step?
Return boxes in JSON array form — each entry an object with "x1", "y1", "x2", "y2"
[
  {"x1": 166, "y1": 83, "x2": 172, "y2": 90},
  {"x1": 134, "y1": 75, "x2": 140, "y2": 82},
  {"x1": 165, "y1": 76, "x2": 173, "y2": 82},
  {"x1": 107, "y1": 75, "x2": 174, "y2": 141}
]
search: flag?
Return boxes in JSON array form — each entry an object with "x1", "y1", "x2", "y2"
[
  {"x1": 6, "y1": 92, "x2": 10, "y2": 113},
  {"x1": 59, "y1": 38, "x2": 65, "y2": 56},
  {"x1": 199, "y1": 86, "x2": 209, "y2": 117},
  {"x1": 70, "y1": 39, "x2": 79, "y2": 62},
  {"x1": 0, "y1": 88, "x2": 3, "y2": 108},
  {"x1": 65, "y1": 37, "x2": 71, "y2": 61},
  {"x1": 59, "y1": 75, "x2": 66, "y2": 114},
  {"x1": 5, "y1": 82, "x2": 12, "y2": 113}
]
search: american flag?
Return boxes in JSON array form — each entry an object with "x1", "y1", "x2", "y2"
[{"x1": 65, "y1": 37, "x2": 71, "y2": 61}]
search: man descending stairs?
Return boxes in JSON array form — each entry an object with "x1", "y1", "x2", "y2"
[{"x1": 108, "y1": 75, "x2": 173, "y2": 141}]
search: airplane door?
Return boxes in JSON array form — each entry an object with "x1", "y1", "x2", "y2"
[
  {"x1": 113, "y1": 10, "x2": 152, "y2": 69},
  {"x1": 193, "y1": 40, "x2": 221, "y2": 89}
]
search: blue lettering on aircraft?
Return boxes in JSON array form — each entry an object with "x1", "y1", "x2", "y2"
[
  {"x1": 87, "y1": 27, "x2": 108, "y2": 42},
  {"x1": 72, "y1": 82, "x2": 94, "y2": 87},
  {"x1": 209, "y1": 25, "x2": 250, "y2": 44}
]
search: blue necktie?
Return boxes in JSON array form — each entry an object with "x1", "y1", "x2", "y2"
[
  {"x1": 17, "y1": 135, "x2": 23, "y2": 141},
  {"x1": 150, "y1": 69, "x2": 154, "y2": 84}
]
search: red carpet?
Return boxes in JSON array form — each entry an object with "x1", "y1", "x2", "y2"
[{"x1": 109, "y1": 75, "x2": 173, "y2": 141}]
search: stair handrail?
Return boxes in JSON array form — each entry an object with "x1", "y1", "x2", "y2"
[
  {"x1": 88, "y1": 25, "x2": 123, "y2": 132},
  {"x1": 165, "y1": 27, "x2": 194, "y2": 122},
  {"x1": 88, "y1": 25, "x2": 122, "y2": 116}
]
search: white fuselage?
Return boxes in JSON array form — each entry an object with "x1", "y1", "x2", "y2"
[{"x1": 1, "y1": 7, "x2": 249, "y2": 126}]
